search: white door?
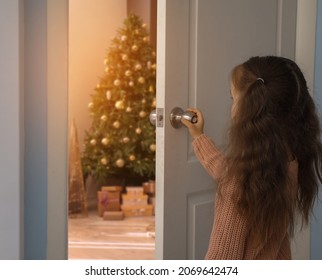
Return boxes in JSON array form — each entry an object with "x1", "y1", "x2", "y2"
[{"x1": 155, "y1": 0, "x2": 302, "y2": 260}]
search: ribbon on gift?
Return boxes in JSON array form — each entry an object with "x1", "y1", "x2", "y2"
[{"x1": 100, "y1": 191, "x2": 120, "y2": 207}]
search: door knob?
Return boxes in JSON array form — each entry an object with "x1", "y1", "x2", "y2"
[
  {"x1": 149, "y1": 109, "x2": 157, "y2": 126},
  {"x1": 170, "y1": 107, "x2": 197, "y2": 129}
]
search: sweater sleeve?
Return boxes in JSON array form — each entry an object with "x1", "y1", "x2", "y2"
[{"x1": 192, "y1": 134, "x2": 225, "y2": 181}]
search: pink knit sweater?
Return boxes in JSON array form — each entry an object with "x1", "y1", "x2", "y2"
[{"x1": 193, "y1": 134, "x2": 298, "y2": 260}]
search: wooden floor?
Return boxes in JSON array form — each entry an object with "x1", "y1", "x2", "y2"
[{"x1": 68, "y1": 211, "x2": 155, "y2": 260}]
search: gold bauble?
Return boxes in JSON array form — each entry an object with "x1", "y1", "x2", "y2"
[
  {"x1": 101, "y1": 115, "x2": 107, "y2": 122},
  {"x1": 88, "y1": 102, "x2": 94, "y2": 110},
  {"x1": 129, "y1": 155, "x2": 136, "y2": 161},
  {"x1": 129, "y1": 81, "x2": 134, "y2": 87},
  {"x1": 139, "y1": 111, "x2": 147, "y2": 118},
  {"x1": 122, "y1": 54, "x2": 128, "y2": 61},
  {"x1": 123, "y1": 137, "x2": 130, "y2": 143},
  {"x1": 104, "y1": 67, "x2": 109, "y2": 73},
  {"x1": 101, "y1": 138, "x2": 109, "y2": 146},
  {"x1": 90, "y1": 139, "x2": 97, "y2": 146},
  {"x1": 152, "y1": 98, "x2": 156, "y2": 107},
  {"x1": 149, "y1": 144, "x2": 156, "y2": 152},
  {"x1": 152, "y1": 63, "x2": 156, "y2": 70},
  {"x1": 113, "y1": 121, "x2": 121, "y2": 129},
  {"x1": 138, "y1": 77, "x2": 145, "y2": 84},
  {"x1": 114, "y1": 79, "x2": 121, "y2": 86},
  {"x1": 132, "y1": 45, "x2": 138, "y2": 52},
  {"x1": 149, "y1": 85, "x2": 154, "y2": 93},
  {"x1": 101, "y1": 158, "x2": 108, "y2": 165},
  {"x1": 126, "y1": 107, "x2": 132, "y2": 113},
  {"x1": 135, "y1": 128, "x2": 142, "y2": 134},
  {"x1": 116, "y1": 158, "x2": 125, "y2": 168},
  {"x1": 104, "y1": 58, "x2": 108, "y2": 65},
  {"x1": 125, "y1": 70, "x2": 132, "y2": 77},
  {"x1": 121, "y1": 35, "x2": 127, "y2": 41},
  {"x1": 115, "y1": 100, "x2": 125, "y2": 110},
  {"x1": 135, "y1": 64, "x2": 142, "y2": 71}
]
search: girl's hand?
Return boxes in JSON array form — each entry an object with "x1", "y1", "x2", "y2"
[{"x1": 181, "y1": 108, "x2": 204, "y2": 139}]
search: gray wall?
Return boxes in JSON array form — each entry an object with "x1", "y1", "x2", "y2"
[
  {"x1": 0, "y1": 0, "x2": 24, "y2": 260},
  {"x1": 312, "y1": 0, "x2": 322, "y2": 260},
  {"x1": 24, "y1": 0, "x2": 48, "y2": 259}
]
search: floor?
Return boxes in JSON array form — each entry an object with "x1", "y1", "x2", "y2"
[{"x1": 68, "y1": 211, "x2": 155, "y2": 260}]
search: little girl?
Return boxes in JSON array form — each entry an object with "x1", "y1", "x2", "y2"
[{"x1": 182, "y1": 56, "x2": 322, "y2": 259}]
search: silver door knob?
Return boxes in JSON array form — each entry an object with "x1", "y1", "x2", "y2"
[
  {"x1": 170, "y1": 107, "x2": 197, "y2": 129},
  {"x1": 149, "y1": 109, "x2": 157, "y2": 126}
]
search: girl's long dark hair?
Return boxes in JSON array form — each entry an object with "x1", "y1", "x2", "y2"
[{"x1": 226, "y1": 56, "x2": 322, "y2": 246}]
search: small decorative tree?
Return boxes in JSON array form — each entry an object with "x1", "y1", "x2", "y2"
[{"x1": 82, "y1": 13, "x2": 156, "y2": 184}]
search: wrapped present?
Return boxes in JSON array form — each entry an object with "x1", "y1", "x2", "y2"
[
  {"x1": 126, "y1": 186, "x2": 144, "y2": 196},
  {"x1": 97, "y1": 191, "x2": 121, "y2": 216},
  {"x1": 122, "y1": 194, "x2": 148, "y2": 206},
  {"x1": 121, "y1": 204, "x2": 153, "y2": 217},
  {"x1": 143, "y1": 180, "x2": 156, "y2": 194},
  {"x1": 101, "y1": 186, "x2": 123, "y2": 192},
  {"x1": 103, "y1": 211, "x2": 124, "y2": 220}
]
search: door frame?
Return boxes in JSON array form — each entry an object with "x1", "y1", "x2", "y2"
[{"x1": 40, "y1": 0, "x2": 317, "y2": 259}]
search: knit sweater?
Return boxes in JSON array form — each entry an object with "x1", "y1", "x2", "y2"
[{"x1": 193, "y1": 134, "x2": 298, "y2": 260}]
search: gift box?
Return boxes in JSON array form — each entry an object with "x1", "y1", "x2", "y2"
[
  {"x1": 126, "y1": 186, "x2": 144, "y2": 196},
  {"x1": 122, "y1": 194, "x2": 148, "y2": 206},
  {"x1": 101, "y1": 186, "x2": 123, "y2": 192},
  {"x1": 121, "y1": 204, "x2": 153, "y2": 217},
  {"x1": 103, "y1": 211, "x2": 124, "y2": 221},
  {"x1": 143, "y1": 180, "x2": 155, "y2": 195},
  {"x1": 97, "y1": 190, "x2": 121, "y2": 216}
]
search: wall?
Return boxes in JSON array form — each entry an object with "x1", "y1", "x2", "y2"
[
  {"x1": 24, "y1": 0, "x2": 48, "y2": 259},
  {"x1": 312, "y1": 0, "x2": 322, "y2": 260},
  {"x1": 68, "y1": 0, "x2": 127, "y2": 149},
  {"x1": 0, "y1": 0, "x2": 23, "y2": 260}
]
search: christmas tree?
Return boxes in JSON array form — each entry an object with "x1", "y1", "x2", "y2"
[{"x1": 82, "y1": 13, "x2": 156, "y2": 184}]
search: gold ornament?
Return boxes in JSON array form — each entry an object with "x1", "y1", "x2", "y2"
[
  {"x1": 101, "y1": 138, "x2": 109, "y2": 146},
  {"x1": 126, "y1": 107, "x2": 132, "y2": 113},
  {"x1": 129, "y1": 155, "x2": 136, "y2": 161},
  {"x1": 101, "y1": 115, "x2": 107, "y2": 122},
  {"x1": 139, "y1": 111, "x2": 147, "y2": 118},
  {"x1": 135, "y1": 64, "x2": 142, "y2": 71},
  {"x1": 135, "y1": 29, "x2": 140, "y2": 35},
  {"x1": 142, "y1": 23, "x2": 147, "y2": 29},
  {"x1": 132, "y1": 45, "x2": 138, "y2": 52},
  {"x1": 121, "y1": 35, "x2": 127, "y2": 41},
  {"x1": 114, "y1": 79, "x2": 121, "y2": 86},
  {"x1": 115, "y1": 100, "x2": 125, "y2": 110},
  {"x1": 104, "y1": 58, "x2": 108, "y2": 65},
  {"x1": 122, "y1": 54, "x2": 128, "y2": 61},
  {"x1": 101, "y1": 158, "x2": 108, "y2": 165},
  {"x1": 113, "y1": 121, "x2": 121, "y2": 129},
  {"x1": 123, "y1": 137, "x2": 130, "y2": 143},
  {"x1": 138, "y1": 77, "x2": 145, "y2": 84},
  {"x1": 88, "y1": 102, "x2": 94, "y2": 110},
  {"x1": 104, "y1": 67, "x2": 109, "y2": 73},
  {"x1": 147, "y1": 61, "x2": 152, "y2": 69},
  {"x1": 149, "y1": 85, "x2": 154, "y2": 93},
  {"x1": 96, "y1": 84, "x2": 101, "y2": 89},
  {"x1": 143, "y1": 37, "x2": 148, "y2": 42},
  {"x1": 142, "y1": 99, "x2": 146, "y2": 104},
  {"x1": 90, "y1": 139, "x2": 97, "y2": 146},
  {"x1": 152, "y1": 63, "x2": 156, "y2": 70},
  {"x1": 135, "y1": 128, "x2": 142, "y2": 134},
  {"x1": 125, "y1": 70, "x2": 132, "y2": 77},
  {"x1": 129, "y1": 81, "x2": 134, "y2": 87},
  {"x1": 152, "y1": 98, "x2": 156, "y2": 107},
  {"x1": 150, "y1": 144, "x2": 156, "y2": 152},
  {"x1": 106, "y1": 90, "x2": 111, "y2": 100},
  {"x1": 116, "y1": 158, "x2": 125, "y2": 168}
]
